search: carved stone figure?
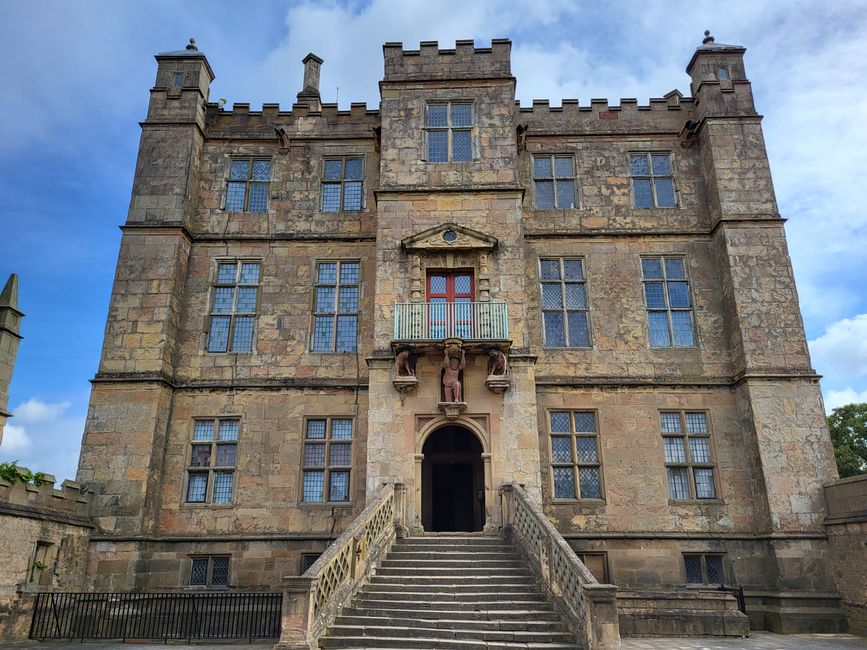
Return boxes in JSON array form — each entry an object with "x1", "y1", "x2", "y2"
[
  {"x1": 442, "y1": 347, "x2": 466, "y2": 402},
  {"x1": 395, "y1": 349, "x2": 414, "y2": 377},
  {"x1": 488, "y1": 349, "x2": 508, "y2": 376}
]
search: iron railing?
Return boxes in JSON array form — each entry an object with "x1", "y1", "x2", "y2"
[
  {"x1": 393, "y1": 301, "x2": 509, "y2": 341},
  {"x1": 29, "y1": 591, "x2": 281, "y2": 641}
]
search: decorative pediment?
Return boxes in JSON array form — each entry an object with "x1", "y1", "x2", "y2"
[{"x1": 401, "y1": 223, "x2": 497, "y2": 253}]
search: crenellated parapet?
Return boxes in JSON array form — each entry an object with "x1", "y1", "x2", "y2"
[
  {"x1": 383, "y1": 39, "x2": 512, "y2": 81},
  {"x1": 0, "y1": 471, "x2": 92, "y2": 526}
]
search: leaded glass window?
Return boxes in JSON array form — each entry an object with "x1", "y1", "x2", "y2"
[
  {"x1": 225, "y1": 158, "x2": 271, "y2": 212},
  {"x1": 189, "y1": 556, "x2": 230, "y2": 587},
  {"x1": 533, "y1": 156, "x2": 577, "y2": 209},
  {"x1": 302, "y1": 418, "x2": 353, "y2": 503},
  {"x1": 186, "y1": 418, "x2": 239, "y2": 504},
  {"x1": 684, "y1": 554, "x2": 726, "y2": 585},
  {"x1": 630, "y1": 153, "x2": 676, "y2": 208},
  {"x1": 540, "y1": 258, "x2": 590, "y2": 347},
  {"x1": 426, "y1": 102, "x2": 473, "y2": 162},
  {"x1": 548, "y1": 411, "x2": 603, "y2": 500},
  {"x1": 321, "y1": 158, "x2": 364, "y2": 212},
  {"x1": 661, "y1": 411, "x2": 717, "y2": 501},
  {"x1": 641, "y1": 256, "x2": 695, "y2": 347},
  {"x1": 207, "y1": 260, "x2": 260, "y2": 353},
  {"x1": 312, "y1": 261, "x2": 359, "y2": 352}
]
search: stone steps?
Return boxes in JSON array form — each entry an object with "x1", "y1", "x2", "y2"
[{"x1": 320, "y1": 535, "x2": 579, "y2": 649}]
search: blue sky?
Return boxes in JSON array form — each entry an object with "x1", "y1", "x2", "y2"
[{"x1": 1, "y1": 0, "x2": 866, "y2": 482}]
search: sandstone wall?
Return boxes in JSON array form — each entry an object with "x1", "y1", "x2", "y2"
[{"x1": 824, "y1": 475, "x2": 867, "y2": 635}]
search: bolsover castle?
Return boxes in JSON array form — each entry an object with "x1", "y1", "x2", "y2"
[{"x1": 7, "y1": 33, "x2": 866, "y2": 647}]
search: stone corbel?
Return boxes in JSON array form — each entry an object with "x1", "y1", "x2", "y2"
[{"x1": 437, "y1": 401, "x2": 468, "y2": 420}]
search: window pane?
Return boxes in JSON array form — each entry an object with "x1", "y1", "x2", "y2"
[
  {"x1": 664, "y1": 258, "x2": 685, "y2": 279},
  {"x1": 633, "y1": 178, "x2": 653, "y2": 208},
  {"x1": 542, "y1": 283, "x2": 563, "y2": 308},
  {"x1": 302, "y1": 470, "x2": 325, "y2": 502},
  {"x1": 252, "y1": 160, "x2": 271, "y2": 180},
  {"x1": 671, "y1": 311, "x2": 695, "y2": 347},
  {"x1": 236, "y1": 287, "x2": 257, "y2": 312},
  {"x1": 226, "y1": 182, "x2": 246, "y2": 211},
  {"x1": 213, "y1": 471, "x2": 234, "y2": 503},
  {"x1": 667, "y1": 467, "x2": 690, "y2": 499},
  {"x1": 316, "y1": 287, "x2": 336, "y2": 313},
  {"x1": 718, "y1": 67, "x2": 730, "y2": 80},
  {"x1": 338, "y1": 287, "x2": 359, "y2": 313},
  {"x1": 208, "y1": 316, "x2": 231, "y2": 352},
  {"x1": 551, "y1": 436, "x2": 573, "y2": 463},
  {"x1": 565, "y1": 283, "x2": 586, "y2": 309},
  {"x1": 651, "y1": 154, "x2": 671, "y2": 176},
  {"x1": 332, "y1": 419, "x2": 353, "y2": 440},
  {"x1": 655, "y1": 179, "x2": 676, "y2": 207},
  {"x1": 641, "y1": 258, "x2": 663, "y2": 279},
  {"x1": 684, "y1": 556, "x2": 703, "y2": 584},
  {"x1": 567, "y1": 311, "x2": 590, "y2": 347},
  {"x1": 186, "y1": 473, "x2": 207, "y2": 502},
  {"x1": 660, "y1": 413, "x2": 682, "y2": 433},
  {"x1": 230, "y1": 160, "x2": 249, "y2": 180},
  {"x1": 217, "y1": 263, "x2": 238, "y2": 284},
  {"x1": 540, "y1": 259, "x2": 560, "y2": 280},
  {"x1": 544, "y1": 312, "x2": 566, "y2": 346},
  {"x1": 218, "y1": 420, "x2": 239, "y2": 441},
  {"x1": 690, "y1": 437, "x2": 711, "y2": 463},
  {"x1": 216, "y1": 443, "x2": 236, "y2": 467},
  {"x1": 213, "y1": 287, "x2": 235, "y2": 313},
  {"x1": 550, "y1": 412, "x2": 571, "y2": 433},
  {"x1": 694, "y1": 468, "x2": 716, "y2": 499},
  {"x1": 190, "y1": 445, "x2": 211, "y2": 467},
  {"x1": 343, "y1": 181, "x2": 363, "y2": 211},
  {"x1": 664, "y1": 437, "x2": 686, "y2": 463},
  {"x1": 427, "y1": 104, "x2": 448, "y2": 127},
  {"x1": 340, "y1": 262, "x2": 359, "y2": 285},
  {"x1": 335, "y1": 315, "x2": 358, "y2": 352},
  {"x1": 306, "y1": 420, "x2": 326, "y2": 439},
  {"x1": 194, "y1": 420, "x2": 215, "y2": 441},
  {"x1": 211, "y1": 557, "x2": 230, "y2": 586},
  {"x1": 451, "y1": 103, "x2": 472, "y2": 127},
  {"x1": 452, "y1": 130, "x2": 472, "y2": 161},
  {"x1": 644, "y1": 283, "x2": 666, "y2": 308},
  {"x1": 555, "y1": 180, "x2": 576, "y2": 209},
  {"x1": 321, "y1": 184, "x2": 341, "y2": 212},
  {"x1": 428, "y1": 130, "x2": 448, "y2": 162},
  {"x1": 304, "y1": 443, "x2": 325, "y2": 467},
  {"x1": 344, "y1": 158, "x2": 363, "y2": 180},
  {"x1": 534, "y1": 157, "x2": 552, "y2": 179},
  {"x1": 329, "y1": 442, "x2": 352, "y2": 466},
  {"x1": 629, "y1": 154, "x2": 649, "y2": 175},
  {"x1": 318, "y1": 263, "x2": 337, "y2": 284},
  {"x1": 248, "y1": 182, "x2": 269, "y2": 212},
  {"x1": 323, "y1": 159, "x2": 343, "y2": 180},
  {"x1": 563, "y1": 259, "x2": 583, "y2": 280},
  {"x1": 232, "y1": 316, "x2": 254, "y2": 352},
  {"x1": 190, "y1": 558, "x2": 208, "y2": 585},
  {"x1": 313, "y1": 317, "x2": 334, "y2": 351},
  {"x1": 667, "y1": 282, "x2": 691, "y2": 308},
  {"x1": 579, "y1": 467, "x2": 602, "y2": 499},
  {"x1": 648, "y1": 311, "x2": 672, "y2": 347},
  {"x1": 329, "y1": 471, "x2": 350, "y2": 502},
  {"x1": 535, "y1": 180, "x2": 555, "y2": 209},
  {"x1": 706, "y1": 556, "x2": 724, "y2": 584},
  {"x1": 554, "y1": 157, "x2": 573, "y2": 178},
  {"x1": 573, "y1": 412, "x2": 596, "y2": 433},
  {"x1": 685, "y1": 413, "x2": 707, "y2": 433},
  {"x1": 452, "y1": 274, "x2": 471, "y2": 295},
  {"x1": 577, "y1": 437, "x2": 598, "y2": 463},
  {"x1": 553, "y1": 467, "x2": 575, "y2": 499}
]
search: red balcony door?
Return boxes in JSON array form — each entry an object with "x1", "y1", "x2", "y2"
[{"x1": 427, "y1": 270, "x2": 474, "y2": 338}]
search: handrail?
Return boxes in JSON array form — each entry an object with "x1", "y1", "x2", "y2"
[
  {"x1": 394, "y1": 301, "x2": 509, "y2": 340},
  {"x1": 501, "y1": 483, "x2": 621, "y2": 650},
  {"x1": 274, "y1": 483, "x2": 407, "y2": 649}
]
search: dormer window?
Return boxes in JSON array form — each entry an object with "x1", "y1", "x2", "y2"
[{"x1": 426, "y1": 102, "x2": 473, "y2": 162}]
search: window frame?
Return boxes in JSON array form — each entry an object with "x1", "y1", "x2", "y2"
[
  {"x1": 300, "y1": 417, "x2": 354, "y2": 505},
  {"x1": 184, "y1": 417, "x2": 240, "y2": 506},
  {"x1": 539, "y1": 257, "x2": 592, "y2": 349},
  {"x1": 425, "y1": 102, "x2": 474, "y2": 163},
  {"x1": 300, "y1": 552, "x2": 322, "y2": 574},
  {"x1": 683, "y1": 553, "x2": 726, "y2": 585},
  {"x1": 310, "y1": 260, "x2": 361, "y2": 353},
  {"x1": 640, "y1": 255, "x2": 697, "y2": 348},
  {"x1": 188, "y1": 555, "x2": 231, "y2": 588},
  {"x1": 320, "y1": 156, "x2": 365, "y2": 212},
  {"x1": 660, "y1": 411, "x2": 720, "y2": 502},
  {"x1": 629, "y1": 152, "x2": 677, "y2": 209},
  {"x1": 224, "y1": 157, "x2": 272, "y2": 213},
  {"x1": 532, "y1": 155, "x2": 579, "y2": 210},
  {"x1": 206, "y1": 259, "x2": 261, "y2": 354},
  {"x1": 547, "y1": 410, "x2": 605, "y2": 502}
]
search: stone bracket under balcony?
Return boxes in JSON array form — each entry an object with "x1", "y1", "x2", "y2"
[{"x1": 392, "y1": 301, "x2": 511, "y2": 354}]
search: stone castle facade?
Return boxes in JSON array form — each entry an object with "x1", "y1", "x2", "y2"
[{"x1": 69, "y1": 34, "x2": 848, "y2": 632}]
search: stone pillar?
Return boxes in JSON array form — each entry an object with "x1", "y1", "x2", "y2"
[{"x1": 0, "y1": 274, "x2": 23, "y2": 446}]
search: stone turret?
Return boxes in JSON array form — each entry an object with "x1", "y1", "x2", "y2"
[{"x1": 0, "y1": 273, "x2": 23, "y2": 445}]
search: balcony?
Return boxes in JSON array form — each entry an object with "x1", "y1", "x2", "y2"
[{"x1": 393, "y1": 301, "x2": 510, "y2": 350}]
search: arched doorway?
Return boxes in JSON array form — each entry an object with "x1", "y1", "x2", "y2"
[{"x1": 421, "y1": 425, "x2": 485, "y2": 532}]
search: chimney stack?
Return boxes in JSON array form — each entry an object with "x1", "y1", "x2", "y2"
[{"x1": 297, "y1": 53, "x2": 324, "y2": 111}]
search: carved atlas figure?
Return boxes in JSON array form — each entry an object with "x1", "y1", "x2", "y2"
[
  {"x1": 442, "y1": 347, "x2": 466, "y2": 402},
  {"x1": 488, "y1": 348, "x2": 508, "y2": 376},
  {"x1": 395, "y1": 349, "x2": 414, "y2": 377}
]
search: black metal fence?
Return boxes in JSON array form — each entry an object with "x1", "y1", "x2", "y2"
[
  {"x1": 718, "y1": 584, "x2": 747, "y2": 614},
  {"x1": 30, "y1": 591, "x2": 282, "y2": 641}
]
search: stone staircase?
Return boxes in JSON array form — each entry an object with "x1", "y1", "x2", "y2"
[{"x1": 320, "y1": 535, "x2": 578, "y2": 649}]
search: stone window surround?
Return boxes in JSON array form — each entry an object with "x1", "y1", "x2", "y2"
[
  {"x1": 309, "y1": 259, "x2": 361, "y2": 353},
  {"x1": 531, "y1": 154, "x2": 580, "y2": 210},
  {"x1": 660, "y1": 410, "x2": 721, "y2": 503},
  {"x1": 182, "y1": 416, "x2": 242, "y2": 507},
  {"x1": 628, "y1": 150, "x2": 678, "y2": 209},
  {"x1": 537, "y1": 256, "x2": 592, "y2": 349},
  {"x1": 547, "y1": 409, "x2": 605, "y2": 502},
  {"x1": 574, "y1": 551, "x2": 609, "y2": 583},
  {"x1": 424, "y1": 101, "x2": 475, "y2": 163},
  {"x1": 205, "y1": 258, "x2": 262, "y2": 354},
  {"x1": 299, "y1": 416, "x2": 355, "y2": 506},
  {"x1": 640, "y1": 254, "x2": 698, "y2": 349},
  {"x1": 221, "y1": 156, "x2": 272, "y2": 213},
  {"x1": 28, "y1": 540, "x2": 54, "y2": 586},
  {"x1": 682, "y1": 552, "x2": 727, "y2": 586},
  {"x1": 187, "y1": 555, "x2": 231, "y2": 588},
  {"x1": 320, "y1": 155, "x2": 366, "y2": 213}
]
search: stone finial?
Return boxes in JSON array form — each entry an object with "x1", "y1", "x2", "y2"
[
  {"x1": 186, "y1": 38, "x2": 198, "y2": 51},
  {"x1": 702, "y1": 30, "x2": 715, "y2": 45},
  {"x1": 0, "y1": 274, "x2": 18, "y2": 309}
]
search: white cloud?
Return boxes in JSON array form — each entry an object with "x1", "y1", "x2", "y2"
[
  {"x1": 809, "y1": 314, "x2": 867, "y2": 386},
  {"x1": 1, "y1": 423, "x2": 32, "y2": 453},
  {"x1": 825, "y1": 388, "x2": 867, "y2": 413},
  {"x1": 13, "y1": 398, "x2": 71, "y2": 424}
]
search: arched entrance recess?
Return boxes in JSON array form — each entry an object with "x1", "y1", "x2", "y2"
[{"x1": 420, "y1": 424, "x2": 486, "y2": 532}]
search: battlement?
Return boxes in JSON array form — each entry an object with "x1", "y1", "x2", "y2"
[
  {"x1": 383, "y1": 39, "x2": 511, "y2": 81},
  {"x1": 204, "y1": 101, "x2": 380, "y2": 140},
  {"x1": 0, "y1": 469, "x2": 92, "y2": 524}
]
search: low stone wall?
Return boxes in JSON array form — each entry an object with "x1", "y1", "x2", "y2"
[
  {"x1": 617, "y1": 588, "x2": 749, "y2": 637},
  {"x1": 824, "y1": 474, "x2": 867, "y2": 635},
  {"x1": 0, "y1": 472, "x2": 92, "y2": 640}
]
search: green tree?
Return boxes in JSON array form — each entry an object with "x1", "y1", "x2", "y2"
[{"x1": 827, "y1": 403, "x2": 867, "y2": 478}]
